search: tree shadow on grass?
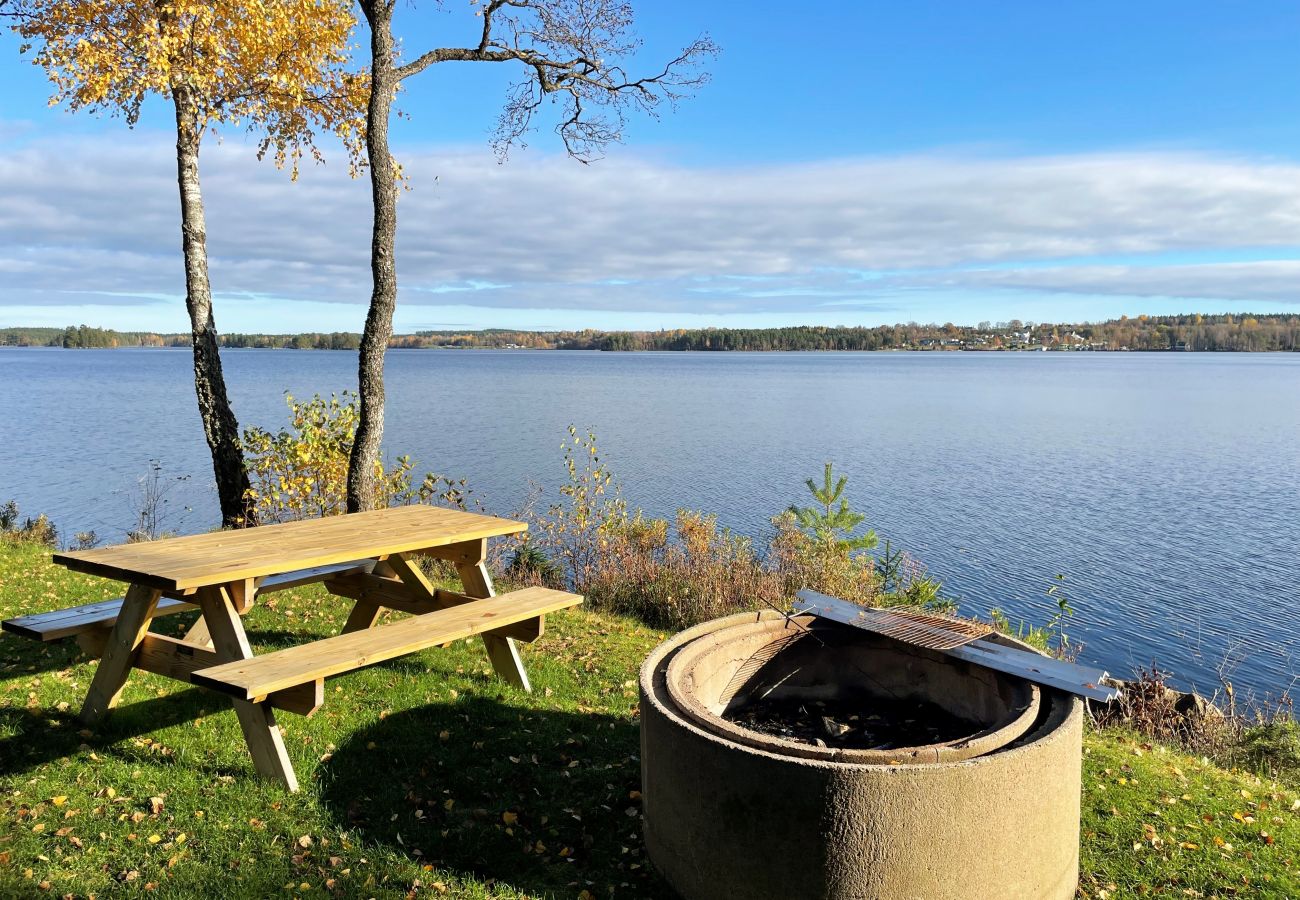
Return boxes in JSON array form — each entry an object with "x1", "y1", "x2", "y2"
[{"x1": 319, "y1": 697, "x2": 672, "y2": 899}]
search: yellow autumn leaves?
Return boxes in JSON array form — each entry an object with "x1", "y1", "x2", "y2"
[
  {"x1": 12, "y1": 0, "x2": 366, "y2": 173},
  {"x1": 241, "y1": 392, "x2": 411, "y2": 523}
]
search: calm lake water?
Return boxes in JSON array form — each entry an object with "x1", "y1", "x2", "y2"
[{"x1": 2, "y1": 347, "x2": 1298, "y2": 699}]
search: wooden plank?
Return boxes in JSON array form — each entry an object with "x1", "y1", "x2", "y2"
[
  {"x1": 435, "y1": 588, "x2": 543, "y2": 642},
  {"x1": 182, "y1": 614, "x2": 214, "y2": 649},
  {"x1": 228, "y1": 577, "x2": 257, "y2": 614},
  {"x1": 259, "y1": 560, "x2": 374, "y2": 593},
  {"x1": 79, "y1": 583, "x2": 161, "y2": 724},
  {"x1": 422, "y1": 538, "x2": 488, "y2": 566},
  {"x1": 191, "y1": 587, "x2": 581, "y2": 701},
  {"x1": 4, "y1": 561, "x2": 378, "y2": 643},
  {"x1": 75, "y1": 628, "x2": 322, "y2": 715},
  {"x1": 3, "y1": 595, "x2": 194, "y2": 642},
  {"x1": 324, "y1": 576, "x2": 543, "y2": 641},
  {"x1": 52, "y1": 507, "x2": 526, "y2": 591},
  {"x1": 336, "y1": 556, "x2": 396, "y2": 634},
  {"x1": 457, "y1": 559, "x2": 532, "y2": 691},
  {"x1": 794, "y1": 590, "x2": 1119, "y2": 702},
  {"x1": 386, "y1": 552, "x2": 438, "y2": 603},
  {"x1": 327, "y1": 572, "x2": 431, "y2": 616},
  {"x1": 196, "y1": 586, "x2": 299, "y2": 791}
]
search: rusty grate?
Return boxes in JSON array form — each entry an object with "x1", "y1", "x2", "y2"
[{"x1": 798, "y1": 599, "x2": 992, "y2": 651}]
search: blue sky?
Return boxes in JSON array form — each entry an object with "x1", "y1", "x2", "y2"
[{"x1": 2, "y1": 1, "x2": 1299, "y2": 332}]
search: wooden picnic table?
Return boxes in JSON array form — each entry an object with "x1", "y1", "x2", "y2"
[{"x1": 2, "y1": 506, "x2": 581, "y2": 791}]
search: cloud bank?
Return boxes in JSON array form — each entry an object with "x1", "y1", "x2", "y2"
[{"x1": 2, "y1": 128, "x2": 1298, "y2": 328}]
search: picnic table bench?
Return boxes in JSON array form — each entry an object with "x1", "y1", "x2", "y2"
[{"x1": 2, "y1": 506, "x2": 581, "y2": 791}]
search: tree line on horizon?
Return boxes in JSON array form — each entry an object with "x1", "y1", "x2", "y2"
[{"x1": 5, "y1": 313, "x2": 1299, "y2": 352}]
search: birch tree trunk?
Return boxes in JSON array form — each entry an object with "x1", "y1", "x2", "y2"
[
  {"x1": 346, "y1": 1, "x2": 399, "y2": 513},
  {"x1": 172, "y1": 86, "x2": 254, "y2": 528}
]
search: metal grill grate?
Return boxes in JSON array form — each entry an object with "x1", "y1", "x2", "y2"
[
  {"x1": 716, "y1": 631, "x2": 809, "y2": 707},
  {"x1": 796, "y1": 598, "x2": 992, "y2": 651},
  {"x1": 795, "y1": 588, "x2": 1121, "y2": 702}
]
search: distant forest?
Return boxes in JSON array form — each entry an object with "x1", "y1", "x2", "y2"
[{"x1": 4, "y1": 313, "x2": 1300, "y2": 352}]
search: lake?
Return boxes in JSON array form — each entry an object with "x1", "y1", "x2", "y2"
[{"x1": 2, "y1": 347, "x2": 1297, "y2": 700}]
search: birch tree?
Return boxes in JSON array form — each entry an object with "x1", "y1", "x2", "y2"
[
  {"x1": 8, "y1": 0, "x2": 363, "y2": 527},
  {"x1": 345, "y1": 0, "x2": 717, "y2": 511}
]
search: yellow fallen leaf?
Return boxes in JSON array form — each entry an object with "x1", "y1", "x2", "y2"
[
  {"x1": 502, "y1": 811, "x2": 518, "y2": 825},
  {"x1": 31, "y1": 823, "x2": 44, "y2": 834},
  {"x1": 147, "y1": 834, "x2": 161, "y2": 844},
  {"x1": 51, "y1": 797, "x2": 67, "y2": 807}
]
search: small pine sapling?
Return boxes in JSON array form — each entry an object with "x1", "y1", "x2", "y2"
[{"x1": 789, "y1": 462, "x2": 879, "y2": 554}]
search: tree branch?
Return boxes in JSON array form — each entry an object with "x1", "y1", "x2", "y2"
[{"x1": 388, "y1": 0, "x2": 717, "y2": 161}]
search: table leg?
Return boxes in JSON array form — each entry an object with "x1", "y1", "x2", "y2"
[
  {"x1": 80, "y1": 582, "x2": 161, "y2": 724},
  {"x1": 197, "y1": 586, "x2": 298, "y2": 792},
  {"x1": 457, "y1": 559, "x2": 530, "y2": 693},
  {"x1": 339, "y1": 559, "x2": 392, "y2": 634}
]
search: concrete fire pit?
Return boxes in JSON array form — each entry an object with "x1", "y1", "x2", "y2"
[{"x1": 640, "y1": 610, "x2": 1083, "y2": 900}]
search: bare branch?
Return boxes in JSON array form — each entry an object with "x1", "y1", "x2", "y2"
[{"x1": 390, "y1": 0, "x2": 718, "y2": 162}]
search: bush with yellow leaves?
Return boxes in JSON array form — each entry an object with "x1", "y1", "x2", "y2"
[{"x1": 241, "y1": 392, "x2": 472, "y2": 524}]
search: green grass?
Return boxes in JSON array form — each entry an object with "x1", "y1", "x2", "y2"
[{"x1": 0, "y1": 540, "x2": 1297, "y2": 898}]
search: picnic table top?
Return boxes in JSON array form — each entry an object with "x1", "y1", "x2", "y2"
[{"x1": 52, "y1": 506, "x2": 527, "y2": 592}]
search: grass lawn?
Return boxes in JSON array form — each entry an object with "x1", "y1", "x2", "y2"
[{"x1": 1, "y1": 539, "x2": 1297, "y2": 898}]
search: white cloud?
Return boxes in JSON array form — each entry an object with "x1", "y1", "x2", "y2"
[{"x1": 1, "y1": 127, "x2": 1298, "y2": 326}]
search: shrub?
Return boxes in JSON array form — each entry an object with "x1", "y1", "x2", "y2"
[
  {"x1": 1237, "y1": 718, "x2": 1300, "y2": 781},
  {"x1": 529, "y1": 431, "x2": 953, "y2": 628},
  {"x1": 583, "y1": 510, "x2": 784, "y2": 630},
  {"x1": 242, "y1": 392, "x2": 470, "y2": 523},
  {"x1": 0, "y1": 499, "x2": 58, "y2": 548},
  {"x1": 126, "y1": 460, "x2": 188, "y2": 542},
  {"x1": 505, "y1": 541, "x2": 565, "y2": 588},
  {"x1": 70, "y1": 530, "x2": 101, "y2": 550},
  {"x1": 532, "y1": 426, "x2": 627, "y2": 591}
]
